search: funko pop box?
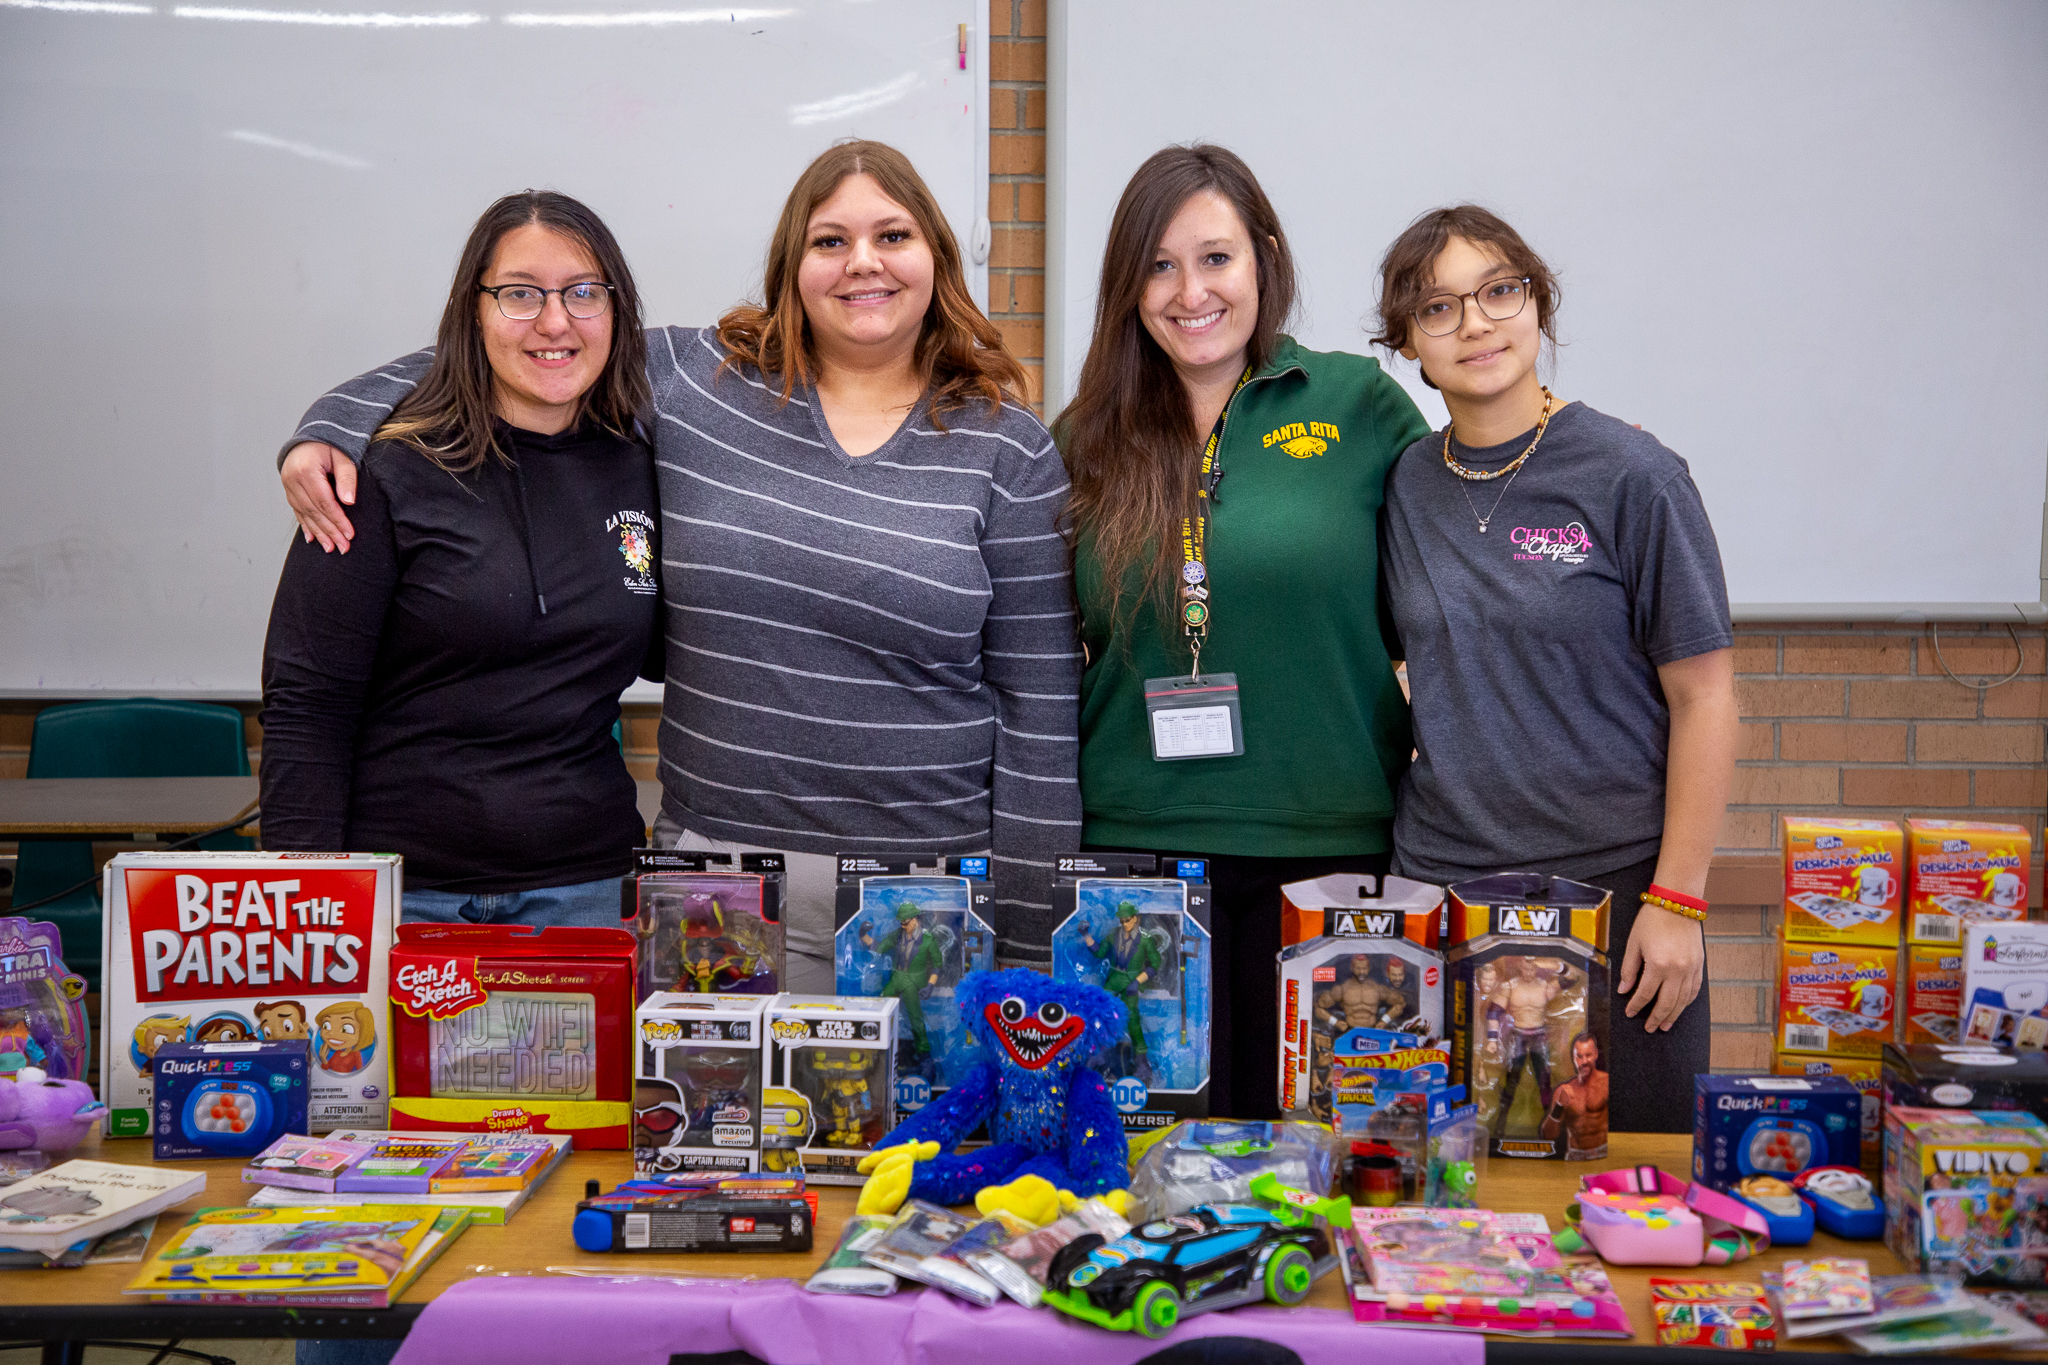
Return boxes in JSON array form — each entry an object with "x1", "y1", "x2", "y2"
[
  {"x1": 101, "y1": 852, "x2": 399, "y2": 1138},
  {"x1": 1050, "y1": 853, "x2": 1212, "y2": 1137},
  {"x1": 831, "y1": 855, "x2": 992, "y2": 1118},
  {"x1": 1782, "y1": 816, "x2": 1905, "y2": 947},
  {"x1": 625, "y1": 849, "x2": 786, "y2": 1002},
  {"x1": 1907, "y1": 818, "x2": 2032, "y2": 947},
  {"x1": 1693, "y1": 1074, "x2": 1862, "y2": 1193},
  {"x1": 1277, "y1": 872, "x2": 1445, "y2": 1124},
  {"x1": 152, "y1": 1039, "x2": 309, "y2": 1161},
  {"x1": 633, "y1": 992, "x2": 766, "y2": 1178},
  {"x1": 388, "y1": 923, "x2": 635, "y2": 1149},
  {"x1": 1445, "y1": 873, "x2": 1611, "y2": 1162},
  {"x1": 765, "y1": 993, "x2": 899, "y2": 1185}
]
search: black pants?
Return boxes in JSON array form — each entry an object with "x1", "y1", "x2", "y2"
[{"x1": 1100, "y1": 846, "x2": 1393, "y2": 1121}]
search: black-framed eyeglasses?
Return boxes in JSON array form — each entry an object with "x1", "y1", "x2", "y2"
[
  {"x1": 479, "y1": 281, "x2": 614, "y2": 321},
  {"x1": 1413, "y1": 276, "x2": 1531, "y2": 337}
]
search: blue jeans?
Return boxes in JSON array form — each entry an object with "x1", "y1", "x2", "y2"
[{"x1": 401, "y1": 875, "x2": 625, "y2": 929}]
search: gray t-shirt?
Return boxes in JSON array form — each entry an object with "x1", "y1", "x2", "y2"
[{"x1": 1380, "y1": 401, "x2": 1732, "y2": 883}]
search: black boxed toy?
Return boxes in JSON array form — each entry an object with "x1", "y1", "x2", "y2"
[
  {"x1": 1050, "y1": 853, "x2": 1212, "y2": 1136},
  {"x1": 1445, "y1": 874, "x2": 1612, "y2": 1162},
  {"x1": 623, "y1": 850, "x2": 785, "y2": 1003},
  {"x1": 1883, "y1": 1041, "x2": 2048, "y2": 1125}
]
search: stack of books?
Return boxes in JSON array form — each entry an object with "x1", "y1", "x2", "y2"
[
  {"x1": 127, "y1": 1205, "x2": 469, "y2": 1308},
  {"x1": 242, "y1": 1130, "x2": 569, "y2": 1224}
]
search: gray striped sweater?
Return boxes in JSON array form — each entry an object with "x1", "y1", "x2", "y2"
[{"x1": 285, "y1": 326, "x2": 1082, "y2": 957}]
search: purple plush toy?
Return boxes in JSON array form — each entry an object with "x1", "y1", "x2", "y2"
[{"x1": 0, "y1": 1068, "x2": 106, "y2": 1153}]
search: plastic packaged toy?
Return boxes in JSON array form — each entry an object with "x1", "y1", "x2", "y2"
[
  {"x1": 1693, "y1": 1074, "x2": 1862, "y2": 1193},
  {"x1": 1125, "y1": 1119, "x2": 1342, "y2": 1222},
  {"x1": 1326, "y1": 1027, "x2": 1460, "y2": 1202},
  {"x1": 0, "y1": 917, "x2": 90, "y2": 1081},
  {"x1": 765, "y1": 994, "x2": 898, "y2": 1185},
  {"x1": 832, "y1": 856, "x2": 992, "y2": 1110},
  {"x1": 1781, "y1": 816, "x2": 1905, "y2": 947},
  {"x1": 633, "y1": 992, "x2": 766, "y2": 1177},
  {"x1": 1883, "y1": 1041, "x2": 2048, "y2": 1127},
  {"x1": 625, "y1": 850, "x2": 785, "y2": 1002},
  {"x1": 1906, "y1": 818, "x2": 2031, "y2": 947},
  {"x1": 100, "y1": 852, "x2": 400, "y2": 1137},
  {"x1": 571, "y1": 1174, "x2": 814, "y2": 1253},
  {"x1": 151, "y1": 1039, "x2": 308, "y2": 1160},
  {"x1": 1445, "y1": 874, "x2": 1611, "y2": 1161},
  {"x1": 1278, "y1": 873, "x2": 1444, "y2": 1123},
  {"x1": 1050, "y1": 853, "x2": 1212, "y2": 1135},
  {"x1": 387, "y1": 923, "x2": 636, "y2": 1149},
  {"x1": 1883, "y1": 1108, "x2": 2048, "y2": 1281},
  {"x1": 805, "y1": 1214, "x2": 900, "y2": 1296},
  {"x1": 1347, "y1": 1207, "x2": 1634, "y2": 1336}
]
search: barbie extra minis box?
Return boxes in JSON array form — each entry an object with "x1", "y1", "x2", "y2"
[
  {"x1": 388, "y1": 923, "x2": 636, "y2": 1149},
  {"x1": 1907, "y1": 819, "x2": 2032, "y2": 947},
  {"x1": 101, "y1": 852, "x2": 399, "y2": 1138},
  {"x1": 1782, "y1": 817, "x2": 1905, "y2": 947}
]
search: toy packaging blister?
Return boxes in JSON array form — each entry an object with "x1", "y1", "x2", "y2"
[
  {"x1": 1883, "y1": 1107, "x2": 2048, "y2": 1283},
  {"x1": 765, "y1": 993, "x2": 898, "y2": 1184},
  {"x1": 632, "y1": 992, "x2": 765, "y2": 1177},
  {"x1": 1693, "y1": 1074, "x2": 1863, "y2": 1193},
  {"x1": 1277, "y1": 873, "x2": 1444, "y2": 1123},
  {"x1": 1347, "y1": 1207, "x2": 1634, "y2": 1337},
  {"x1": 832, "y1": 856, "x2": 992, "y2": 1113},
  {"x1": 1883, "y1": 1041, "x2": 2048, "y2": 1126},
  {"x1": 151, "y1": 1040, "x2": 308, "y2": 1160},
  {"x1": 1781, "y1": 816, "x2": 1905, "y2": 947},
  {"x1": 1126, "y1": 1119, "x2": 1342, "y2": 1221},
  {"x1": 625, "y1": 850, "x2": 785, "y2": 1002},
  {"x1": 1902, "y1": 944, "x2": 1965, "y2": 1047},
  {"x1": 1906, "y1": 818, "x2": 2032, "y2": 947},
  {"x1": 1773, "y1": 1052, "x2": 1882, "y2": 1170},
  {"x1": 1961, "y1": 922, "x2": 2048, "y2": 1049},
  {"x1": 0, "y1": 917, "x2": 89, "y2": 1080},
  {"x1": 1445, "y1": 874, "x2": 1611, "y2": 1161},
  {"x1": 1649, "y1": 1278, "x2": 1777, "y2": 1351},
  {"x1": 1776, "y1": 933, "x2": 1897, "y2": 1059},
  {"x1": 1325, "y1": 1027, "x2": 1458, "y2": 1203},
  {"x1": 101, "y1": 852, "x2": 400, "y2": 1138},
  {"x1": 386, "y1": 923, "x2": 635, "y2": 1149},
  {"x1": 1050, "y1": 854, "x2": 1212, "y2": 1136}
]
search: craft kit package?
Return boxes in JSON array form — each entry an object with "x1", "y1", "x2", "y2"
[
  {"x1": 1781, "y1": 816, "x2": 1905, "y2": 947},
  {"x1": 1776, "y1": 934, "x2": 1897, "y2": 1059},
  {"x1": 1883, "y1": 1108, "x2": 2048, "y2": 1283},
  {"x1": 633, "y1": 992, "x2": 765, "y2": 1177},
  {"x1": 1693, "y1": 1074, "x2": 1862, "y2": 1192},
  {"x1": 624, "y1": 849, "x2": 785, "y2": 1002},
  {"x1": 1902, "y1": 944, "x2": 1966, "y2": 1047},
  {"x1": 1277, "y1": 872, "x2": 1445, "y2": 1123},
  {"x1": 1883, "y1": 1042, "x2": 2048, "y2": 1125},
  {"x1": 0, "y1": 916, "x2": 90, "y2": 1080},
  {"x1": 151, "y1": 1040, "x2": 308, "y2": 1160},
  {"x1": 387, "y1": 923, "x2": 635, "y2": 1148},
  {"x1": 1773, "y1": 1052, "x2": 1882, "y2": 1170},
  {"x1": 832, "y1": 857, "x2": 992, "y2": 1108},
  {"x1": 1445, "y1": 874, "x2": 1611, "y2": 1161},
  {"x1": 1050, "y1": 853, "x2": 1212, "y2": 1136},
  {"x1": 1962, "y1": 922, "x2": 2048, "y2": 1049},
  {"x1": 765, "y1": 994, "x2": 898, "y2": 1184},
  {"x1": 100, "y1": 852, "x2": 399, "y2": 1138},
  {"x1": 1907, "y1": 818, "x2": 2032, "y2": 947}
]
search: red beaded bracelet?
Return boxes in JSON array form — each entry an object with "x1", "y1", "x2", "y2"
[{"x1": 1643, "y1": 883, "x2": 1709, "y2": 921}]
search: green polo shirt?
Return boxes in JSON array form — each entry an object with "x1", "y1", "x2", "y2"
[{"x1": 1073, "y1": 336, "x2": 1431, "y2": 858}]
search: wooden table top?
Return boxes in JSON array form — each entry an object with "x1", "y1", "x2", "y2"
[
  {"x1": 2, "y1": 1129, "x2": 1956, "y2": 1354},
  {"x1": 0, "y1": 778, "x2": 664, "y2": 838}
]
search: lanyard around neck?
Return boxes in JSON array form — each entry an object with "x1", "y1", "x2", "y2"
[{"x1": 1178, "y1": 365, "x2": 1254, "y2": 677}]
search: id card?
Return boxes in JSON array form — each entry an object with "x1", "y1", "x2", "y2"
[{"x1": 1143, "y1": 672, "x2": 1245, "y2": 761}]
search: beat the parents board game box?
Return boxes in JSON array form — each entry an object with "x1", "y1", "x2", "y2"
[{"x1": 101, "y1": 853, "x2": 399, "y2": 1138}]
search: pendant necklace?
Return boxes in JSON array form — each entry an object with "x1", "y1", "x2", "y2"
[{"x1": 1443, "y1": 387, "x2": 1555, "y2": 534}]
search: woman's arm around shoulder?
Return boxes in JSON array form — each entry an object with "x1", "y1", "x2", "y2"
[{"x1": 279, "y1": 349, "x2": 435, "y2": 552}]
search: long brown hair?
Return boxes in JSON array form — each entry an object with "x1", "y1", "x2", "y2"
[
  {"x1": 1371, "y1": 204, "x2": 1560, "y2": 389},
  {"x1": 715, "y1": 140, "x2": 1024, "y2": 420},
  {"x1": 1057, "y1": 145, "x2": 1296, "y2": 638},
  {"x1": 377, "y1": 190, "x2": 650, "y2": 471}
]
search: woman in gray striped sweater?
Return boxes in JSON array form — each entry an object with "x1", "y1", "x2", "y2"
[{"x1": 278, "y1": 143, "x2": 1081, "y2": 990}]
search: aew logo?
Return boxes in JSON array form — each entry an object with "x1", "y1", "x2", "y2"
[
  {"x1": 1496, "y1": 906, "x2": 1559, "y2": 935},
  {"x1": 1331, "y1": 910, "x2": 1398, "y2": 938},
  {"x1": 1933, "y1": 1148, "x2": 2033, "y2": 1175}
]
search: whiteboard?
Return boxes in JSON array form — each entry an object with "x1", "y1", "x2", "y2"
[
  {"x1": 1047, "y1": 0, "x2": 2048, "y2": 620},
  {"x1": 0, "y1": 0, "x2": 987, "y2": 695}
]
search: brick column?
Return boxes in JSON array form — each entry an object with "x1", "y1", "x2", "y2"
[{"x1": 988, "y1": 0, "x2": 1047, "y2": 413}]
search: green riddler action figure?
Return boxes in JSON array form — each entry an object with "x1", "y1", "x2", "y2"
[
  {"x1": 1082, "y1": 902, "x2": 1162, "y2": 1082},
  {"x1": 861, "y1": 903, "x2": 943, "y2": 1061}
]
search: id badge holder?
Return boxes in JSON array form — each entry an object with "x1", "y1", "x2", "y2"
[{"x1": 1143, "y1": 673, "x2": 1245, "y2": 761}]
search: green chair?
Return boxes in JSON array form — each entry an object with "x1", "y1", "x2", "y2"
[{"x1": 14, "y1": 699, "x2": 252, "y2": 992}]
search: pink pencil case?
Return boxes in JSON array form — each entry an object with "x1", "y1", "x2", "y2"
[{"x1": 1572, "y1": 1164, "x2": 1772, "y2": 1266}]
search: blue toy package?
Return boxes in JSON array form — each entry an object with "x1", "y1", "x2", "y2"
[
  {"x1": 1328, "y1": 1027, "x2": 1465, "y2": 1204},
  {"x1": 1693, "y1": 1074, "x2": 1862, "y2": 1193},
  {"x1": 0, "y1": 916, "x2": 91, "y2": 1081},
  {"x1": 831, "y1": 856, "x2": 993, "y2": 1113},
  {"x1": 151, "y1": 1039, "x2": 308, "y2": 1159},
  {"x1": 1051, "y1": 854, "x2": 1213, "y2": 1135}
]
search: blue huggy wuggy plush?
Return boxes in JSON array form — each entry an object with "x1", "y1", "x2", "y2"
[{"x1": 855, "y1": 969, "x2": 1129, "y2": 1213}]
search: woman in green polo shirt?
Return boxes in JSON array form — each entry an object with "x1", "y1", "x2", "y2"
[{"x1": 1057, "y1": 144, "x2": 1430, "y2": 1119}]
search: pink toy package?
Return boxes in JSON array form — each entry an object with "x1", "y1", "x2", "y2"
[
  {"x1": 1344, "y1": 1207, "x2": 1632, "y2": 1337},
  {"x1": 0, "y1": 916, "x2": 90, "y2": 1081},
  {"x1": 1570, "y1": 1165, "x2": 1772, "y2": 1267}
]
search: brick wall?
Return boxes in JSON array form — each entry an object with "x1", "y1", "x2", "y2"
[{"x1": 988, "y1": 0, "x2": 1047, "y2": 412}]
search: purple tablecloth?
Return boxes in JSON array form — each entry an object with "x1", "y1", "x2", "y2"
[{"x1": 390, "y1": 1276, "x2": 1486, "y2": 1365}]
